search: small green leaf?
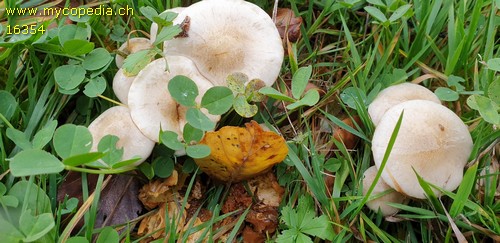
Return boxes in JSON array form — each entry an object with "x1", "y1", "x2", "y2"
[
  {"x1": 6, "y1": 127, "x2": 32, "y2": 150},
  {"x1": 152, "y1": 157, "x2": 174, "y2": 178},
  {"x1": 447, "y1": 75, "x2": 465, "y2": 92},
  {"x1": 300, "y1": 214, "x2": 334, "y2": 240},
  {"x1": 139, "y1": 6, "x2": 158, "y2": 22},
  {"x1": 259, "y1": 87, "x2": 295, "y2": 102},
  {"x1": 340, "y1": 87, "x2": 366, "y2": 109},
  {"x1": 364, "y1": 6, "x2": 388, "y2": 23},
  {"x1": 276, "y1": 229, "x2": 299, "y2": 243},
  {"x1": 487, "y1": 79, "x2": 500, "y2": 104},
  {"x1": 66, "y1": 237, "x2": 90, "y2": 243},
  {"x1": 186, "y1": 108, "x2": 215, "y2": 131},
  {"x1": 388, "y1": 4, "x2": 411, "y2": 22},
  {"x1": 97, "y1": 135, "x2": 124, "y2": 167},
  {"x1": 183, "y1": 123, "x2": 204, "y2": 144},
  {"x1": 59, "y1": 88, "x2": 80, "y2": 95},
  {"x1": 62, "y1": 152, "x2": 104, "y2": 166},
  {"x1": 201, "y1": 86, "x2": 234, "y2": 115},
  {"x1": 324, "y1": 158, "x2": 342, "y2": 172},
  {"x1": 245, "y1": 79, "x2": 266, "y2": 102},
  {"x1": 434, "y1": 87, "x2": 459, "y2": 101},
  {"x1": 139, "y1": 162, "x2": 154, "y2": 180},
  {"x1": 160, "y1": 130, "x2": 184, "y2": 150},
  {"x1": 58, "y1": 24, "x2": 89, "y2": 45},
  {"x1": 19, "y1": 211, "x2": 55, "y2": 242},
  {"x1": 0, "y1": 91, "x2": 17, "y2": 124},
  {"x1": 63, "y1": 39, "x2": 94, "y2": 56},
  {"x1": 34, "y1": 43, "x2": 66, "y2": 55},
  {"x1": 467, "y1": 95, "x2": 499, "y2": 124},
  {"x1": 53, "y1": 124, "x2": 93, "y2": 159},
  {"x1": 154, "y1": 25, "x2": 182, "y2": 45},
  {"x1": 182, "y1": 158, "x2": 197, "y2": 173},
  {"x1": 96, "y1": 227, "x2": 119, "y2": 243},
  {"x1": 68, "y1": 7, "x2": 91, "y2": 23},
  {"x1": 486, "y1": 58, "x2": 500, "y2": 72},
  {"x1": 0, "y1": 195, "x2": 19, "y2": 208},
  {"x1": 168, "y1": 75, "x2": 199, "y2": 107},
  {"x1": 83, "y1": 76, "x2": 107, "y2": 98},
  {"x1": 286, "y1": 89, "x2": 320, "y2": 110},
  {"x1": 158, "y1": 11, "x2": 179, "y2": 22},
  {"x1": 10, "y1": 149, "x2": 64, "y2": 176},
  {"x1": 122, "y1": 49, "x2": 156, "y2": 76},
  {"x1": 61, "y1": 198, "x2": 79, "y2": 215},
  {"x1": 83, "y1": 48, "x2": 112, "y2": 71},
  {"x1": 233, "y1": 95, "x2": 258, "y2": 118},
  {"x1": 32, "y1": 120, "x2": 58, "y2": 149},
  {"x1": 186, "y1": 144, "x2": 211, "y2": 159},
  {"x1": 292, "y1": 65, "x2": 312, "y2": 99},
  {"x1": 54, "y1": 65, "x2": 86, "y2": 90},
  {"x1": 227, "y1": 72, "x2": 248, "y2": 94}
]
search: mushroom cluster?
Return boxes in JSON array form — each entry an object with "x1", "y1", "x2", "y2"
[
  {"x1": 363, "y1": 83, "x2": 473, "y2": 216},
  {"x1": 88, "y1": 0, "x2": 284, "y2": 164}
]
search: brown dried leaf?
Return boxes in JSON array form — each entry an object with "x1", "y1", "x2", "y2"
[
  {"x1": 242, "y1": 226, "x2": 265, "y2": 243},
  {"x1": 248, "y1": 172, "x2": 284, "y2": 207},
  {"x1": 181, "y1": 217, "x2": 205, "y2": 243},
  {"x1": 138, "y1": 170, "x2": 178, "y2": 209},
  {"x1": 138, "y1": 200, "x2": 186, "y2": 239},
  {"x1": 57, "y1": 173, "x2": 143, "y2": 231},
  {"x1": 246, "y1": 205, "x2": 279, "y2": 233},
  {"x1": 95, "y1": 174, "x2": 143, "y2": 229},
  {"x1": 275, "y1": 8, "x2": 303, "y2": 43},
  {"x1": 332, "y1": 116, "x2": 362, "y2": 150}
]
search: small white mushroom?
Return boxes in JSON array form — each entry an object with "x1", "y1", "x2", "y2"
[
  {"x1": 112, "y1": 69, "x2": 135, "y2": 104},
  {"x1": 372, "y1": 100, "x2": 473, "y2": 199},
  {"x1": 368, "y1": 83, "x2": 441, "y2": 126},
  {"x1": 115, "y1": 37, "x2": 153, "y2": 68},
  {"x1": 150, "y1": 8, "x2": 185, "y2": 44},
  {"x1": 128, "y1": 56, "x2": 220, "y2": 142},
  {"x1": 362, "y1": 166, "x2": 407, "y2": 216},
  {"x1": 163, "y1": 0, "x2": 284, "y2": 86},
  {"x1": 88, "y1": 106, "x2": 155, "y2": 166}
]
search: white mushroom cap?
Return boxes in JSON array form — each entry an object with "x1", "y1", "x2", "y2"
[
  {"x1": 163, "y1": 0, "x2": 284, "y2": 86},
  {"x1": 88, "y1": 106, "x2": 155, "y2": 166},
  {"x1": 150, "y1": 8, "x2": 185, "y2": 44},
  {"x1": 362, "y1": 166, "x2": 407, "y2": 216},
  {"x1": 368, "y1": 83, "x2": 441, "y2": 126},
  {"x1": 112, "y1": 68, "x2": 135, "y2": 104},
  {"x1": 372, "y1": 100, "x2": 473, "y2": 199},
  {"x1": 128, "y1": 56, "x2": 220, "y2": 142},
  {"x1": 115, "y1": 37, "x2": 153, "y2": 68}
]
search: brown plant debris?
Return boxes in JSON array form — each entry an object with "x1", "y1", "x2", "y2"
[
  {"x1": 275, "y1": 8, "x2": 303, "y2": 44},
  {"x1": 138, "y1": 170, "x2": 178, "y2": 210}
]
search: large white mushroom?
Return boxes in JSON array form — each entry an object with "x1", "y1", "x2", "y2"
[
  {"x1": 362, "y1": 166, "x2": 407, "y2": 216},
  {"x1": 88, "y1": 106, "x2": 155, "y2": 166},
  {"x1": 163, "y1": 0, "x2": 284, "y2": 86},
  {"x1": 372, "y1": 100, "x2": 473, "y2": 199},
  {"x1": 112, "y1": 69, "x2": 135, "y2": 104},
  {"x1": 128, "y1": 56, "x2": 219, "y2": 142},
  {"x1": 113, "y1": 37, "x2": 153, "y2": 104},
  {"x1": 368, "y1": 83, "x2": 441, "y2": 126}
]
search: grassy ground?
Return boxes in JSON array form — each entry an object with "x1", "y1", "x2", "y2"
[{"x1": 0, "y1": 0, "x2": 499, "y2": 242}]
